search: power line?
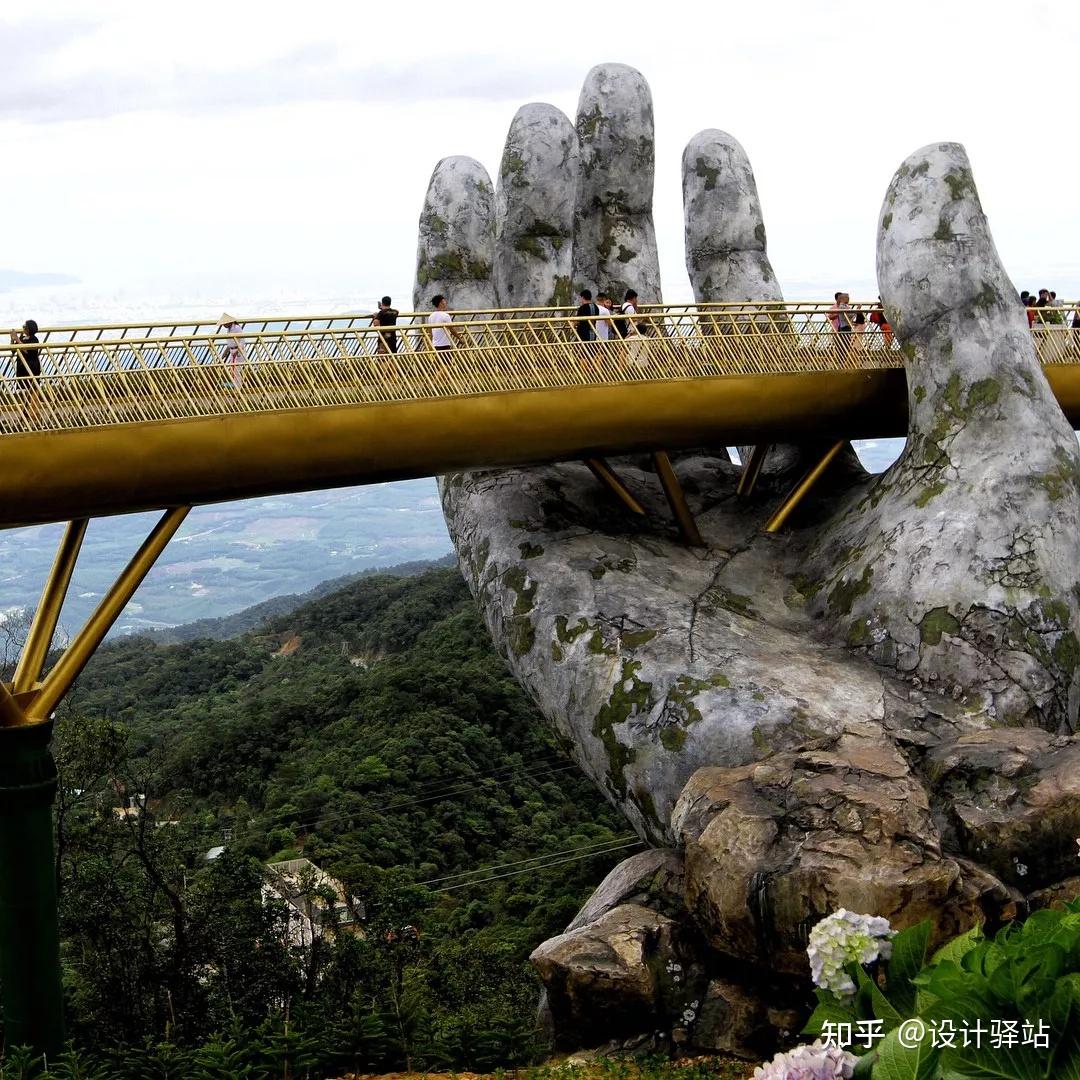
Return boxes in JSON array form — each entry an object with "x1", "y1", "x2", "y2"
[
  {"x1": 428, "y1": 839, "x2": 646, "y2": 893},
  {"x1": 417, "y1": 834, "x2": 640, "y2": 886}
]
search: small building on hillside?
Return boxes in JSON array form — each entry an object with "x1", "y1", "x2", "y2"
[{"x1": 263, "y1": 857, "x2": 361, "y2": 947}]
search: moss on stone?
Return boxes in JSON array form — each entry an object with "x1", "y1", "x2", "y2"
[
  {"x1": 503, "y1": 566, "x2": 538, "y2": 615},
  {"x1": 708, "y1": 586, "x2": 756, "y2": 617},
  {"x1": 518, "y1": 541, "x2": 544, "y2": 560},
  {"x1": 551, "y1": 641, "x2": 564, "y2": 663},
  {"x1": 920, "y1": 606, "x2": 960, "y2": 646},
  {"x1": 944, "y1": 168, "x2": 976, "y2": 201},
  {"x1": 966, "y1": 378, "x2": 1001, "y2": 412},
  {"x1": 505, "y1": 616, "x2": 535, "y2": 657},
  {"x1": 514, "y1": 235, "x2": 544, "y2": 259},
  {"x1": 694, "y1": 156, "x2": 719, "y2": 191},
  {"x1": 1035, "y1": 449, "x2": 1080, "y2": 501},
  {"x1": 913, "y1": 385, "x2": 926, "y2": 403},
  {"x1": 827, "y1": 564, "x2": 873, "y2": 617},
  {"x1": 660, "y1": 727, "x2": 687, "y2": 752},
  {"x1": 592, "y1": 659, "x2": 649, "y2": 795},
  {"x1": 911, "y1": 161, "x2": 930, "y2": 177},
  {"x1": 882, "y1": 212, "x2": 893, "y2": 232},
  {"x1": 621, "y1": 628, "x2": 658, "y2": 648},
  {"x1": 616, "y1": 245, "x2": 635, "y2": 264},
  {"x1": 588, "y1": 629, "x2": 615, "y2": 656},
  {"x1": 848, "y1": 617, "x2": 873, "y2": 646},
  {"x1": 915, "y1": 479, "x2": 948, "y2": 507},
  {"x1": 549, "y1": 275, "x2": 572, "y2": 307},
  {"x1": 754, "y1": 223, "x2": 767, "y2": 246},
  {"x1": 934, "y1": 217, "x2": 955, "y2": 242},
  {"x1": 555, "y1": 615, "x2": 591, "y2": 644}
]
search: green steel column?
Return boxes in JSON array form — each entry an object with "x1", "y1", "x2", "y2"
[{"x1": 0, "y1": 719, "x2": 65, "y2": 1057}]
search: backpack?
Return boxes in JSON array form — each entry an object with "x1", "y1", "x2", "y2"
[{"x1": 613, "y1": 304, "x2": 632, "y2": 338}]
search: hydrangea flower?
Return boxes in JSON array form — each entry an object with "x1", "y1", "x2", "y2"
[
  {"x1": 807, "y1": 909, "x2": 895, "y2": 998},
  {"x1": 752, "y1": 1041, "x2": 857, "y2": 1079}
]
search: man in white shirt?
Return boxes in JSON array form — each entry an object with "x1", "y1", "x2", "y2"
[
  {"x1": 426, "y1": 294, "x2": 462, "y2": 351},
  {"x1": 595, "y1": 292, "x2": 613, "y2": 341}
]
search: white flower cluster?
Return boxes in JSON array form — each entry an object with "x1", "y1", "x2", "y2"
[
  {"x1": 752, "y1": 1041, "x2": 857, "y2": 1079},
  {"x1": 807, "y1": 909, "x2": 895, "y2": 998}
]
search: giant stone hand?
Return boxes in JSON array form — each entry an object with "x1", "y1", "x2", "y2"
[{"x1": 417, "y1": 67, "x2": 1080, "y2": 1057}]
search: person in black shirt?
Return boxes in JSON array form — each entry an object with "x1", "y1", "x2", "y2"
[
  {"x1": 371, "y1": 296, "x2": 399, "y2": 354},
  {"x1": 10, "y1": 319, "x2": 40, "y2": 378},
  {"x1": 574, "y1": 289, "x2": 599, "y2": 342}
]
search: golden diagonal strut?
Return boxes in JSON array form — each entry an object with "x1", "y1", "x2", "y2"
[
  {"x1": 12, "y1": 520, "x2": 89, "y2": 695},
  {"x1": 653, "y1": 452, "x2": 705, "y2": 548},
  {"x1": 28, "y1": 507, "x2": 190, "y2": 722},
  {"x1": 584, "y1": 458, "x2": 647, "y2": 516}
]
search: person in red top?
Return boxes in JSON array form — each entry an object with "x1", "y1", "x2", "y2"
[{"x1": 868, "y1": 297, "x2": 892, "y2": 347}]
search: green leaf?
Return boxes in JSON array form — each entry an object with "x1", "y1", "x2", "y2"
[
  {"x1": 931, "y1": 925, "x2": 985, "y2": 968},
  {"x1": 940, "y1": 1038, "x2": 1046, "y2": 1080},
  {"x1": 856, "y1": 964, "x2": 904, "y2": 1031},
  {"x1": 888, "y1": 920, "x2": 932, "y2": 1015},
  {"x1": 873, "y1": 1023, "x2": 940, "y2": 1080},
  {"x1": 802, "y1": 988, "x2": 858, "y2": 1036}
]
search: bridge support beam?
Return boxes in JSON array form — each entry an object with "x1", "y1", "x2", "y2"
[
  {"x1": 736, "y1": 443, "x2": 770, "y2": 497},
  {"x1": 652, "y1": 451, "x2": 705, "y2": 547},
  {"x1": 0, "y1": 506, "x2": 190, "y2": 1058},
  {"x1": 763, "y1": 440, "x2": 846, "y2": 534},
  {"x1": 584, "y1": 457, "x2": 646, "y2": 516}
]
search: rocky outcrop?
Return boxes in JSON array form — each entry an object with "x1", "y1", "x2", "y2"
[
  {"x1": 572, "y1": 63, "x2": 661, "y2": 303},
  {"x1": 420, "y1": 64, "x2": 1080, "y2": 1061},
  {"x1": 412, "y1": 156, "x2": 497, "y2": 312},
  {"x1": 494, "y1": 104, "x2": 577, "y2": 309}
]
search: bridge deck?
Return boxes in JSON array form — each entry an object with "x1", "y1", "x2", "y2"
[{"x1": 2, "y1": 304, "x2": 1078, "y2": 528}]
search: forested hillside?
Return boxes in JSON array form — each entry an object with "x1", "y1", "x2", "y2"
[{"x1": 42, "y1": 565, "x2": 632, "y2": 1075}]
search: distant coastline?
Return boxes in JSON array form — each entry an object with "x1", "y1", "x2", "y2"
[{"x1": 0, "y1": 269, "x2": 80, "y2": 292}]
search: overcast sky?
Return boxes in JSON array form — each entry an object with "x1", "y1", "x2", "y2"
[{"x1": 4, "y1": 0, "x2": 1079, "y2": 315}]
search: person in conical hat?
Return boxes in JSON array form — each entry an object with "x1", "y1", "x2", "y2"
[{"x1": 218, "y1": 314, "x2": 246, "y2": 386}]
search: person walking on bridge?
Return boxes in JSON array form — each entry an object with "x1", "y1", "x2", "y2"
[
  {"x1": 426, "y1": 296, "x2": 465, "y2": 369},
  {"x1": 371, "y1": 296, "x2": 399, "y2": 355},
  {"x1": 219, "y1": 314, "x2": 247, "y2": 388}
]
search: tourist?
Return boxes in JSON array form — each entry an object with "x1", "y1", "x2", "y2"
[
  {"x1": 219, "y1": 314, "x2": 246, "y2": 388},
  {"x1": 828, "y1": 291, "x2": 853, "y2": 357},
  {"x1": 574, "y1": 289, "x2": 599, "y2": 343},
  {"x1": 596, "y1": 292, "x2": 613, "y2": 343},
  {"x1": 1026, "y1": 294, "x2": 1039, "y2": 329},
  {"x1": 427, "y1": 295, "x2": 462, "y2": 352},
  {"x1": 868, "y1": 297, "x2": 893, "y2": 347},
  {"x1": 371, "y1": 296, "x2": 399, "y2": 354},
  {"x1": 9, "y1": 319, "x2": 40, "y2": 379},
  {"x1": 621, "y1": 289, "x2": 646, "y2": 368}
]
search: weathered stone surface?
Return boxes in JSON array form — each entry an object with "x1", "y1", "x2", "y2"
[
  {"x1": 692, "y1": 977, "x2": 770, "y2": 1057},
  {"x1": 566, "y1": 849, "x2": 684, "y2": 932},
  {"x1": 803, "y1": 143, "x2": 1080, "y2": 729},
  {"x1": 494, "y1": 104, "x2": 578, "y2": 309},
  {"x1": 441, "y1": 458, "x2": 889, "y2": 842},
  {"x1": 530, "y1": 903, "x2": 701, "y2": 1050},
  {"x1": 923, "y1": 729, "x2": 1080, "y2": 890},
  {"x1": 1028, "y1": 876, "x2": 1080, "y2": 911},
  {"x1": 572, "y1": 63, "x2": 661, "y2": 302},
  {"x1": 682, "y1": 130, "x2": 782, "y2": 304},
  {"x1": 412, "y1": 155, "x2": 497, "y2": 312},
  {"x1": 672, "y1": 729, "x2": 999, "y2": 973}
]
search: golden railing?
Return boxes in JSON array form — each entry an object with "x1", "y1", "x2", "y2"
[
  {"x1": 20, "y1": 300, "x2": 1080, "y2": 343},
  {"x1": 3, "y1": 304, "x2": 1078, "y2": 437}
]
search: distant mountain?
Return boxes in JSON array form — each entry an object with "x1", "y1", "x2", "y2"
[
  {"x1": 0, "y1": 269, "x2": 80, "y2": 291},
  {"x1": 141, "y1": 553, "x2": 457, "y2": 643}
]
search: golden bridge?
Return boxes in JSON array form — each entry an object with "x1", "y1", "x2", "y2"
[{"x1": 1, "y1": 298, "x2": 1079, "y2": 1051}]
